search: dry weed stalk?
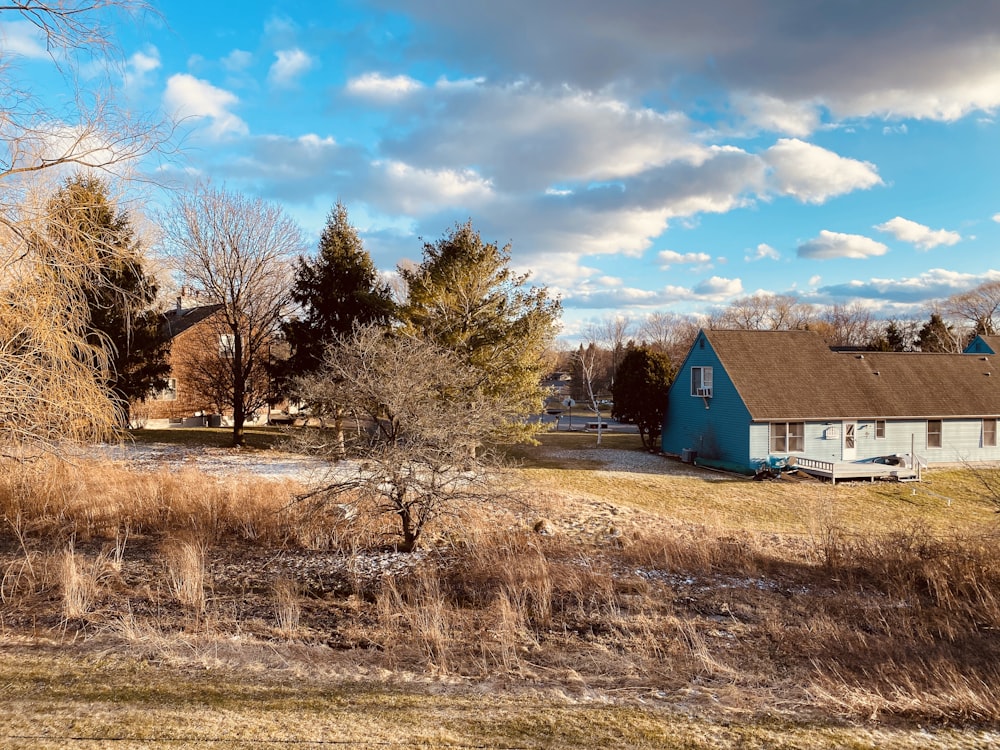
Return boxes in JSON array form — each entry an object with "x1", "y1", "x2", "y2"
[
  {"x1": 272, "y1": 578, "x2": 301, "y2": 635},
  {"x1": 59, "y1": 543, "x2": 119, "y2": 622},
  {"x1": 162, "y1": 536, "x2": 208, "y2": 615},
  {"x1": 376, "y1": 570, "x2": 454, "y2": 672}
]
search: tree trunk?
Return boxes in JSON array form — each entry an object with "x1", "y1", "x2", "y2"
[
  {"x1": 333, "y1": 405, "x2": 346, "y2": 460},
  {"x1": 231, "y1": 331, "x2": 246, "y2": 447},
  {"x1": 398, "y1": 507, "x2": 417, "y2": 553}
]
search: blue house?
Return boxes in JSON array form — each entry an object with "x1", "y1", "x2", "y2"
[
  {"x1": 965, "y1": 334, "x2": 1000, "y2": 355},
  {"x1": 662, "y1": 329, "x2": 1000, "y2": 473}
]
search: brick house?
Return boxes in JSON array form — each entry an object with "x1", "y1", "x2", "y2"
[{"x1": 142, "y1": 302, "x2": 226, "y2": 421}]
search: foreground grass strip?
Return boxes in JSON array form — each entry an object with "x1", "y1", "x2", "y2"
[{"x1": 0, "y1": 646, "x2": 996, "y2": 750}]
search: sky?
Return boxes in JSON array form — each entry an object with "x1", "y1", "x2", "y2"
[{"x1": 6, "y1": 0, "x2": 1000, "y2": 340}]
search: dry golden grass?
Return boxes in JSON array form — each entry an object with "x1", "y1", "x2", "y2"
[
  {"x1": 1, "y1": 440, "x2": 999, "y2": 747},
  {"x1": 518, "y1": 432, "x2": 999, "y2": 536}
]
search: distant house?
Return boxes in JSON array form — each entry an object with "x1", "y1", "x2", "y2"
[
  {"x1": 143, "y1": 302, "x2": 225, "y2": 421},
  {"x1": 661, "y1": 328, "x2": 1000, "y2": 473},
  {"x1": 965, "y1": 334, "x2": 1000, "y2": 355}
]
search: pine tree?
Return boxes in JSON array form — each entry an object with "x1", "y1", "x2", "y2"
[
  {"x1": 611, "y1": 347, "x2": 675, "y2": 450},
  {"x1": 400, "y1": 221, "x2": 561, "y2": 439},
  {"x1": 46, "y1": 174, "x2": 170, "y2": 426},
  {"x1": 280, "y1": 201, "x2": 395, "y2": 388},
  {"x1": 915, "y1": 312, "x2": 957, "y2": 352}
]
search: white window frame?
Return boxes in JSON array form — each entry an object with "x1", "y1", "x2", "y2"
[
  {"x1": 157, "y1": 378, "x2": 177, "y2": 401},
  {"x1": 219, "y1": 333, "x2": 236, "y2": 359},
  {"x1": 770, "y1": 422, "x2": 805, "y2": 453},
  {"x1": 984, "y1": 418, "x2": 997, "y2": 448},
  {"x1": 875, "y1": 420, "x2": 886, "y2": 440},
  {"x1": 691, "y1": 366, "x2": 713, "y2": 397},
  {"x1": 927, "y1": 419, "x2": 942, "y2": 449}
]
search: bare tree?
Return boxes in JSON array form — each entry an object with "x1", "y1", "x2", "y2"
[
  {"x1": 161, "y1": 185, "x2": 302, "y2": 446},
  {"x1": 816, "y1": 302, "x2": 877, "y2": 347},
  {"x1": 943, "y1": 280, "x2": 1000, "y2": 336},
  {"x1": 587, "y1": 315, "x2": 632, "y2": 392},
  {"x1": 293, "y1": 324, "x2": 512, "y2": 552},
  {"x1": 638, "y1": 311, "x2": 700, "y2": 363},
  {"x1": 710, "y1": 293, "x2": 814, "y2": 331},
  {"x1": 0, "y1": 2, "x2": 167, "y2": 456}
]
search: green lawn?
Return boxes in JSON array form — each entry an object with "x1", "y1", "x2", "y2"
[{"x1": 128, "y1": 425, "x2": 287, "y2": 450}]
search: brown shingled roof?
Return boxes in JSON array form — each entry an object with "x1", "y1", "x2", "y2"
[
  {"x1": 703, "y1": 329, "x2": 1000, "y2": 420},
  {"x1": 161, "y1": 304, "x2": 224, "y2": 339}
]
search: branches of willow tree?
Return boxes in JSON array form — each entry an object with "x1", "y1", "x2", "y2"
[{"x1": 0, "y1": 1, "x2": 169, "y2": 455}]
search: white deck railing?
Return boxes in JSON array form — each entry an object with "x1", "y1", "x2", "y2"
[{"x1": 792, "y1": 456, "x2": 834, "y2": 473}]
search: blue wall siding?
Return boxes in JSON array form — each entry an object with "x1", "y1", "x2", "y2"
[
  {"x1": 662, "y1": 332, "x2": 753, "y2": 472},
  {"x1": 965, "y1": 335, "x2": 996, "y2": 355}
]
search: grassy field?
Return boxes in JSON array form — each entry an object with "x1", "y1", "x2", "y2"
[
  {"x1": 1, "y1": 429, "x2": 998, "y2": 748},
  {"x1": 516, "y1": 432, "x2": 999, "y2": 535}
]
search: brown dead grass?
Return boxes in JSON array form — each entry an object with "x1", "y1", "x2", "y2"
[{"x1": 1, "y1": 442, "x2": 999, "y2": 746}]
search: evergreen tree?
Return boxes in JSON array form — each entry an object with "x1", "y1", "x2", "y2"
[
  {"x1": 47, "y1": 174, "x2": 170, "y2": 426},
  {"x1": 611, "y1": 347, "x2": 675, "y2": 450},
  {"x1": 867, "y1": 319, "x2": 910, "y2": 352},
  {"x1": 280, "y1": 202, "x2": 395, "y2": 389},
  {"x1": 915, "y1": 312, "x2": 957, "y2": 352},
  {"x1": 400, "y1": 220, "x2": 561, "y2": 439}
]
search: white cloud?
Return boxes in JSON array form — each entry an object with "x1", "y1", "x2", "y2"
[
  {"x1": 694, "y1": 276, "x2": 744, "y2": 297},
  {"x1": 993, "y1": 213, "x2": 1000, "y2": 223},
  {"x1": 819, "y1": 268, "x2": 1000, "y2": 304},
  {"x1": 658, "y1": 250, "x2": 711, "y2": 267},
  {"x1": 380, "y1": 82, "x2": 707, "y2": 190},
  {"x1": 733, "y1": 93, "x2": 820, "y2": 137},
  {"x1": 125, "y1": 46, "x2": 160, "y2": 89},
  {"x1": 369, "y1": 160, "x2": 494, "y2": 214},
  {"x1": 809, "y1": 275, "x2": 822, "y2": 286},
  {"x1": 763, "y1": 139, "x2": 883, "y2": 204},
  {"x1": 222, "y1": 49, "x2": 253, "y2": 72},
  {"x1": 746, "y1": 243, "x2": 780, "y2": 262},
  {"x1": 0, "y1": 20, "x2": 47, "y2": 58},
  {"x1": 268, "y1": 48, "x2": 315, "y2": 88},
  {"x1": 163, "y1": 74, "x2": 248, "y2": 138},
  {"x1": 797, "y1": 230, "x2": 889, "y2": 260},
  {"x1": 347, "y1": 72, "x2": 424, "y2": 100},
  {"x1": 874, "y1": 216, "x2": 961, "y2": 250}
]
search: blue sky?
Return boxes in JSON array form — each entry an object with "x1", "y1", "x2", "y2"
[{"x1": 6, "y1": 0, "x2": 1000, "y2": 338}]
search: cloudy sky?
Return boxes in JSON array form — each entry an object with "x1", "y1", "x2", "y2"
[{"x1": 7, "y1": 0, "x2": 1000, "y2": 337}]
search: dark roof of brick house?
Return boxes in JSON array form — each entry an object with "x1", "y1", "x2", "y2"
[
  {"x1": 162, "y1": 304, "x2": 224, "y2": 339},
  {"x1": 702, "y1": 328, "x2": 1000, "y2": 421}
]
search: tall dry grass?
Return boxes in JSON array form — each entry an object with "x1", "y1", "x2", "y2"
[
  {"x1": 0, "y1": 457, "x2": 308, "y2": 545},
  {"x1": 1, "y1": 453, "x2": 999, "y2": 725}
]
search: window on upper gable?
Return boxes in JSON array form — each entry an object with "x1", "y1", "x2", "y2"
[
  {"x1": 691, "y1": 366, "x2": 713, "y2": 397},
  {"x1": 875, "y1": 420, "x2": 886, "y2": 439}
]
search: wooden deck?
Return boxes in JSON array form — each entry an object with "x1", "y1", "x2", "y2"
[{"x1": 791, "y1": 456, "x2": 919, "y2": 484}]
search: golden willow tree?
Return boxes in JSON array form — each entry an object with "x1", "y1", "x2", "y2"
[{"x1": 0, "y1": 1, "x2": 167, "y2": 455}]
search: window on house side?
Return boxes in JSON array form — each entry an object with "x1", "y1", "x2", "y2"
[
  {"x1": 875, "y1": 420, "x2": 885, "y2": 439},
  {"x1": 219, "y1": 333, "x2": 236, "y2": 359},
  {"x1": 927, "y1": 419, "x2": 942, "y2": 449},
  {"x1": 770, "y1": 422, "x2": 804, "y2": 453},
  {"x1": 984, "y1": 418, "x2": 997, "y2": 448},
  {"x1": 157, "y1": 378, "x2": 177, "y2": 401},
  {"x1": 691, "y1": 366, "x2": 713, "y2": 397}
]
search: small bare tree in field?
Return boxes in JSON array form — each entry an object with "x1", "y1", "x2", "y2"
[
  {"x1": 160, "y1": 184, "x2": 303, "y2": 446},
  {"x1": 0, "y1": 1, "x2": 168, "y2": 456},
  {"x1": 294, "y1": 324, "x2": 511, "y2": 553}
]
